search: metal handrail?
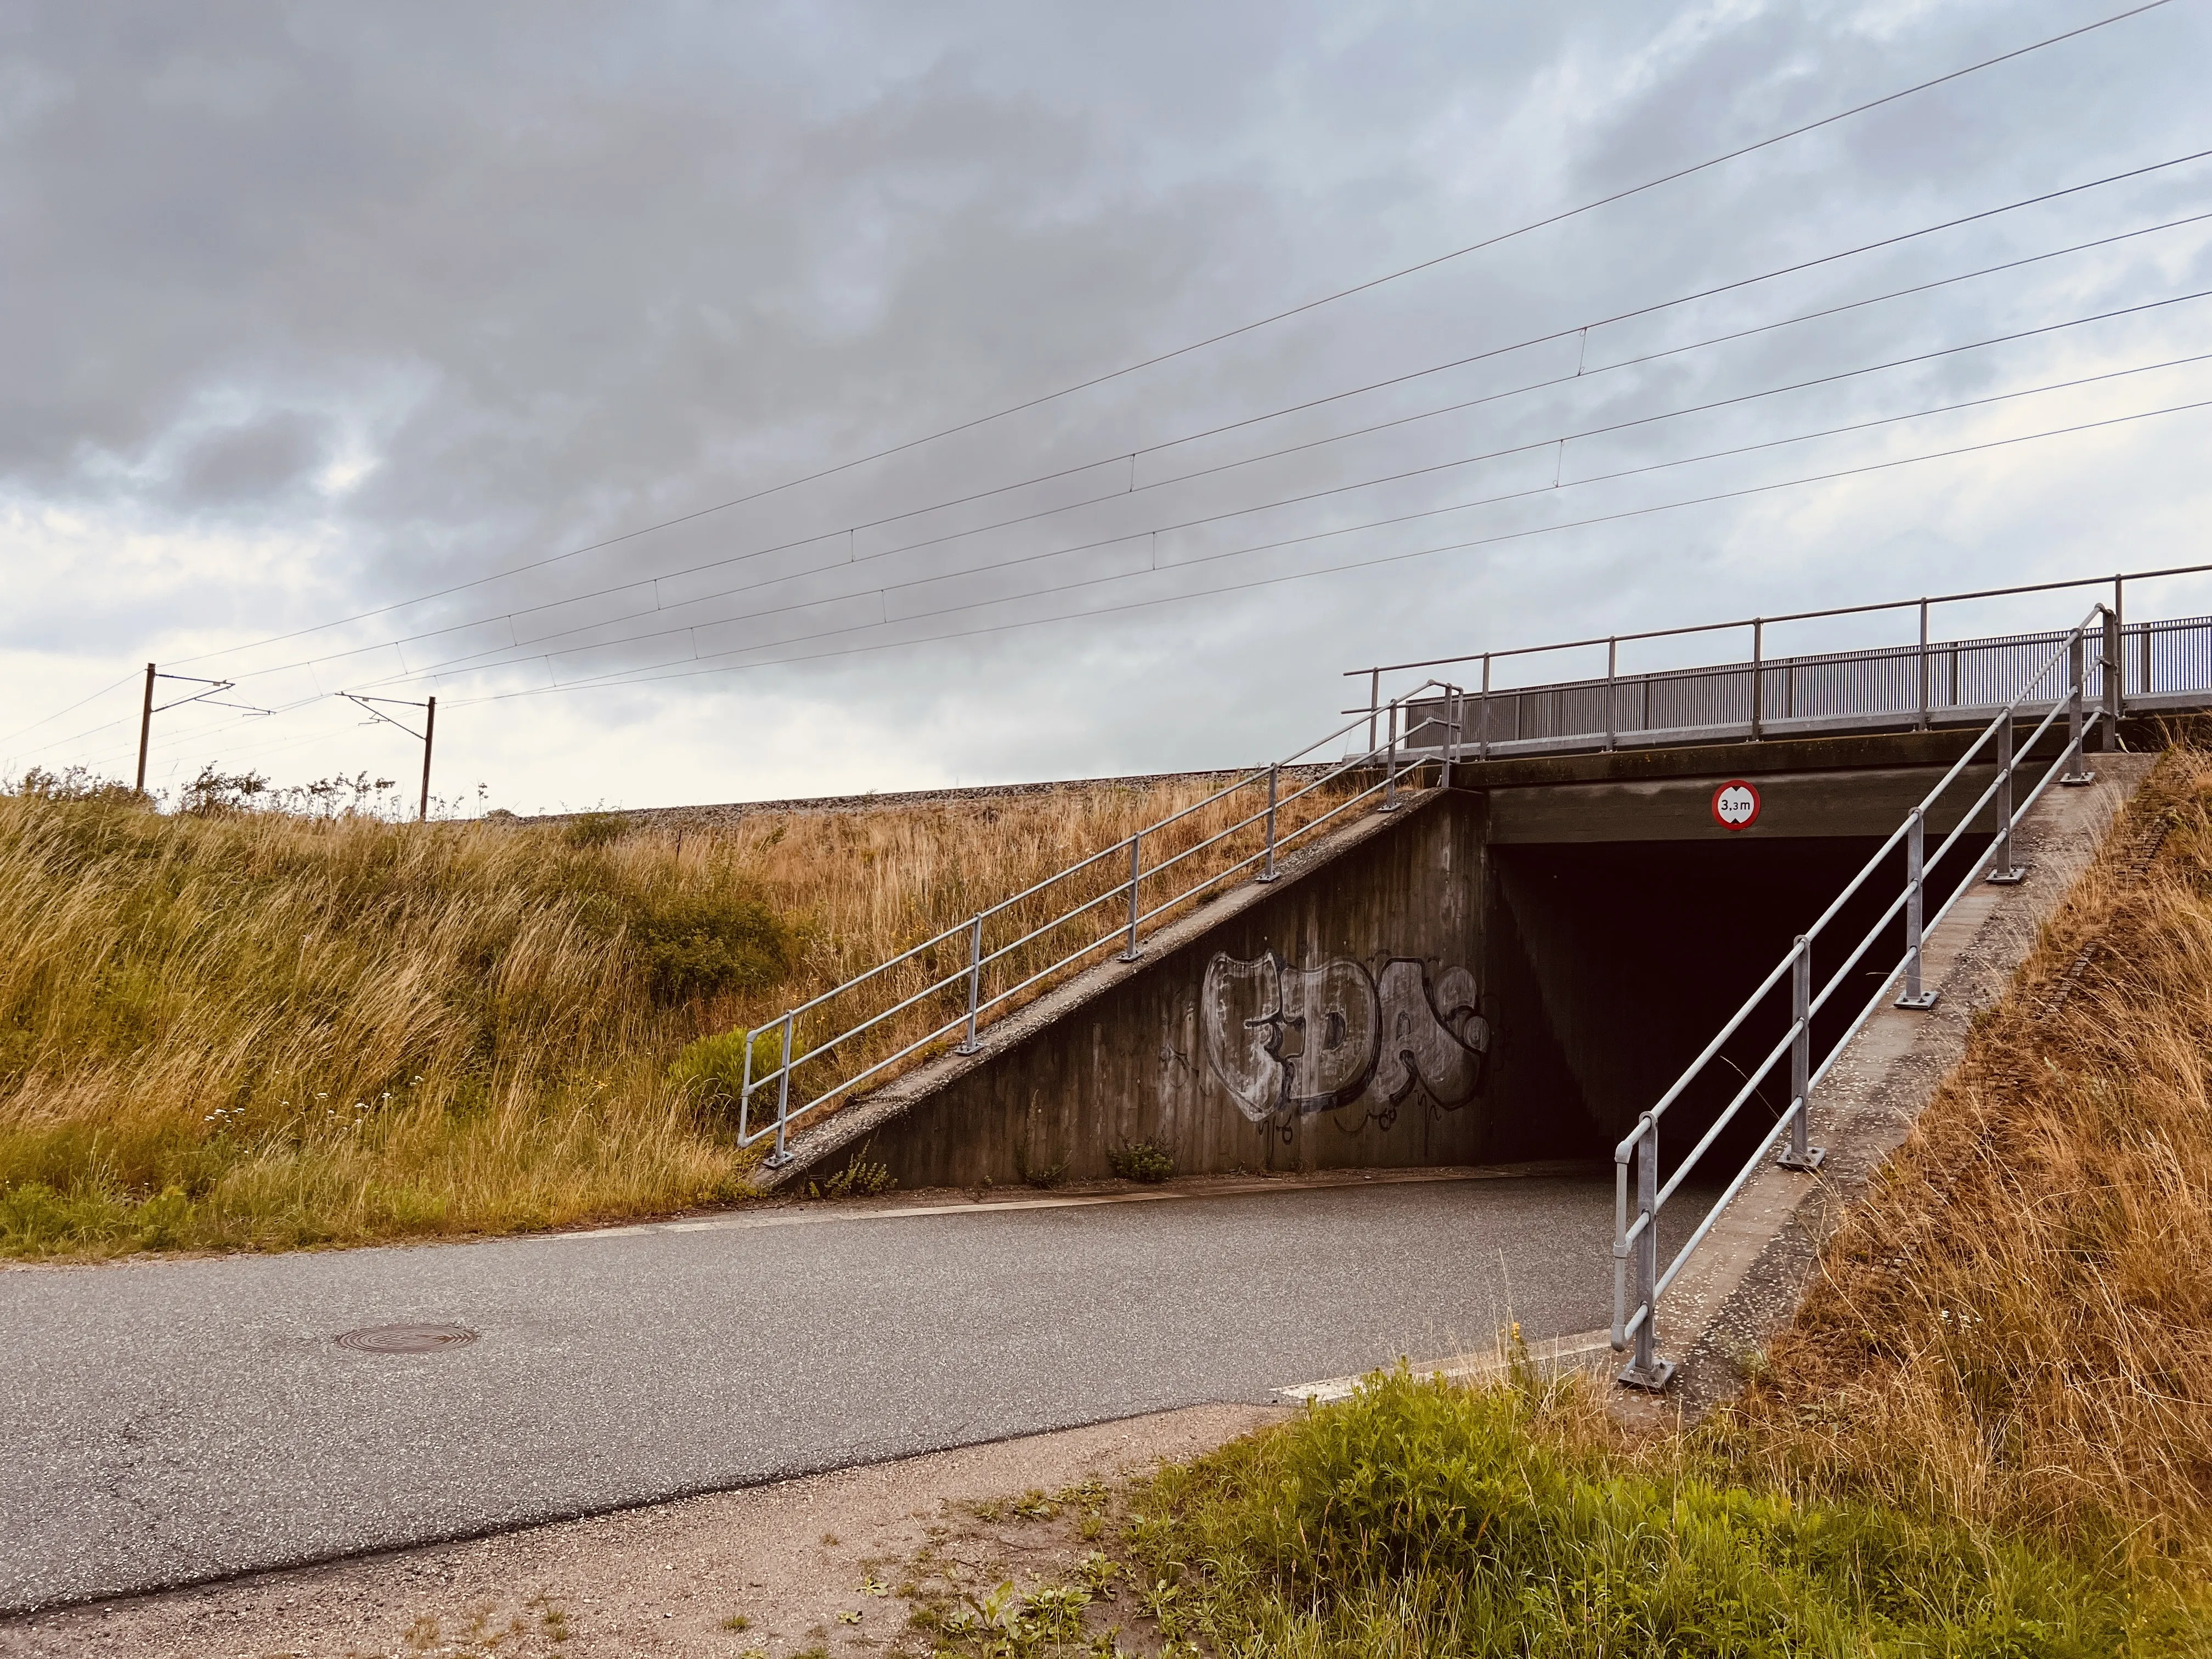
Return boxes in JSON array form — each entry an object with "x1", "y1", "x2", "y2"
[
  {"x1": 1609, "y1": 603, "x2": 2107, "y2": 1388},
  {"x1": 735, "y1": 684, "x2": 1457, "y2": 1166},
  {"x1": 1350, "y1": 558, "x2": 2208, "y2": 684}
]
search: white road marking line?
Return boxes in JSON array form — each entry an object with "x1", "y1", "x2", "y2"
[{"x1": 546, "y1": 1166, "x2": 1565, "y2": 1242}]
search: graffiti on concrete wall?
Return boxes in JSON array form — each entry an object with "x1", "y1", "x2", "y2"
[{"x1": 1200, "y1": 951, "x2": 1491, "y2": 1124}]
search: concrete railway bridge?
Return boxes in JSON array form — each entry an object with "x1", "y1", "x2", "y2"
[{"x1": 760, "y1": 566, "x2": 2212, "y2": 1387}]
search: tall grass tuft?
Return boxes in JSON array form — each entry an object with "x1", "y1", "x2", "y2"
[
  {"x1": 1119, "y1": 1366, "x2": 2200, "y2": 1656},
  {"x1": 0, "y1": 771, "x2": 1306, "y2": 1256},
  {"x1": 1721, "y1": 747, "x2": 2212, "y2": 1564}
]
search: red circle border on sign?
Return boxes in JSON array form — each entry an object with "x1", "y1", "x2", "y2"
[{"x1": 1712, "y1": 780, "x2": 1762, "y2": 830}]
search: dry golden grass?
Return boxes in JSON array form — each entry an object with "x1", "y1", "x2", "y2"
[
  {"x1": 0, "y1": 768, "x2": 1354, "y2": 1257},
  {"x1": 1723, "y1": 746, "x2": 2212, "y2": 1565}
]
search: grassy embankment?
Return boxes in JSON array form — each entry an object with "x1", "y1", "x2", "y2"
[
  {"x1": 912, "y1": 750, "x2": 2212, "y2": 1656},
  {"x1": 0, "y1": 770, "x2": 1346, "y2": 1259}
]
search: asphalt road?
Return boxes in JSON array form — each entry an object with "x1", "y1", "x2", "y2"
[{"x1": 0, "y1": 1171, "x2": 1620, "y2": 1611}]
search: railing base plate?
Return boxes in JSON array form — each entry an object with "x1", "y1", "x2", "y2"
[
  {"x1": 1616, "y1": 1358, "x2": 1676, "y2": 1393},
  {"x1": 1895, "y1": 990, "x2": 1940, "y2": 1011},
  {"x1": 1116, "y1": 950, "x2": 1145, "y2": 964},
  {"x1": 1775, "y1": 1146, "x2": 1827, "y2": 1172},
  {"x1": 2061, "y1": 770, "x2": 2097, "y2": 787},
  {"x1": 1985, "y1": 865, "x2": 2030, "y2": 885},
  {"x1": 760, "y1": 1152, "x2": 794, "y2": 1170},
  {"x1": 953, "y1": 1043, "x2": 980, "y2": 1057}
]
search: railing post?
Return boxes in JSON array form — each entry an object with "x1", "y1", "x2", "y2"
[
  {"x1": 1478, "y1": 653, "x2": 1492, "y2": 762},
  {"x1": 2103, "y1": 597, "x2": 2124, "y2": 736},
  {"x1": 2062, "y1": 626, "x2": 2095, "y2": 786},
  {"x1": 2113, "y1": 575, "x2": 2128, "y2": 718},
  {"x1": 1119, "y1": 834, "x2": 1144, "y2": 961},
  {"x1": 1605, "y1": 636, "x2": 1618, "y2": 752},
  {"x1": 764, "y1": 1012, "x2": 795, "y2": 1168},
  {"x1": 1258, "y1": 764, "x2": 1280, "y2": 883},
  {"x1": 1751, "y1": 618, "x2": 1764, "y2": 741},
  {"x1": 1916, "y1": 598, "x2": 1929, "y2": 730},
  {"x1": 1441, "y1": 688, "x2": 1462, "y2": 789},
  {"x1": 1897, "y1": 809, "x2": 1938, "y2": 1011},
  {"x1": 1988, "y1": 708, "x2": 2026, "y2": 885},
  {"x1": 1380, "y1": 700, "x2": 1401, "y2": 811},
  {"x1": 955, "y1": 913, "x2": 984, "y2": 1053},
  {"x1": 739, "y1": 1020, "x2": 755, "y2": 1140},
  {"x1": 1368, "y1": 668, "x2": 1380, "y2": 754},
  {"x1": 1618, "y1": 1120, "x2": 1673, "y2": 1391},
  {"x1": 1777, "y1": 936, "x2": 1824, "y2": 1171}
]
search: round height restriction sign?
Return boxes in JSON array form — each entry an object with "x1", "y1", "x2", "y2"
[{"x1": 1712, "y1": 781, "x2": 1761, "y2": 830}]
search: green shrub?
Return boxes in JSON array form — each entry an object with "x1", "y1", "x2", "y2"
[
  {"x1": 12, "y1": 766, "x2": 141, "y2": 805},
  {"x1": 178, "y1": 766, "x2": 272, "y2": 816},
  {"x1": 624, "y1": 887, "x2": 792, "y2": 1004},
  {"x1": 1108, "y1": 1140, "x2": 1175, "y2": 1183},
  {"x1": 563, "y1": 810, "x2": 630, "y2": 848},
  {"x1": 667, "y1": 1025, "x2": 806, "y2": 1116}
]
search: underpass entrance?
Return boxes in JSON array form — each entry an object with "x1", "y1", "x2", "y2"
[{"x1": 1476, "y1": 771, "x2": 1994, "y2": 1176}]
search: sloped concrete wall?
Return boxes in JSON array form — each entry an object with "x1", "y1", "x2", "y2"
[{"x1": 826, "y1": 789, "x2": 1493, "y2": 1190}]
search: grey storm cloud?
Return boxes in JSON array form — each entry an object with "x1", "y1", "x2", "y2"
[{"x1": 2, "y1": 1, "x2": 2209, "y2": 808}]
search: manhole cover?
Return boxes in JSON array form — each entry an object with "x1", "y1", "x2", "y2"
[{"x1": 334, "y1": 1323, "x2": 479, "y2": 1354}]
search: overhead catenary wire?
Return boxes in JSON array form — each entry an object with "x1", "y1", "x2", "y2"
[
  {"x1": 76, "y1": 370, "x2": 2212, "y2": 772},
  {"x1": 59, "y1": 285, "x2": 2212, "y2": 771},
  {"x1": 432, "y1": 392, "x2": 2212, "y2": 707},
  {"x1": 331, "y1": 292, "x2": 2212, "y2": 693},
  {"x1": 196, "y1": 150, "x2": 2212, "y2": 686},
  {"x1": 125, "y1": 329, "x2": 2212, "y2": 737},
  {"x1": 0, "y1": 672, "x2": 142, "y2": 752},
  {"x1": 388, "y1": 369, "x2": 2212, "y2": 704},
  {"x1": 161, "y1": 2, "x2": 2183, "y2": 673},
  {"x1": 170, "y1": 194, "x2": 2212, "y2": 695}
]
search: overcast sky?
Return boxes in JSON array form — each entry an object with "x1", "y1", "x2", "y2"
[{"x1": 3, "y1": 0, "x2": 2209, "y2": 811}]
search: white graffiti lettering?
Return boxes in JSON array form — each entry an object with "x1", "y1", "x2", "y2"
[{"x1": 1199, "y1": 951, "x2": 1491, "y2": 1123}]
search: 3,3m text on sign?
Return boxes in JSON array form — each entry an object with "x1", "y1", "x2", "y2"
[{"x1": 1712, "y1": 781, "x2": 1761, "y2": 830}]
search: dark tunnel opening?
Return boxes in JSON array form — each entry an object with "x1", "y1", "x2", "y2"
[{"x1": 1481, "y1": 829, "x2": 1994, "y2": 1181}]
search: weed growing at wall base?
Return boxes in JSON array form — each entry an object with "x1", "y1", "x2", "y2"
[{"x1": 1107, "y1": 1140, "x2": 1175, "y2": 1183}]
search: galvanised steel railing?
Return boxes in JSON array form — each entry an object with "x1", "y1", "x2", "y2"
[
  {"x1": 737, "y1": 683, "x2": 1470, "y2": 1166},
  {"x1": 1608, "y1": 603, "x2": 2109, "y2": 1390},
  {"x1": 1355, "y1": 562, "x2": 2212, "y2": 760}
]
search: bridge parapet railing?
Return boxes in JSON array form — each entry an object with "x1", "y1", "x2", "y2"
[
  {"x1": 735, "y1": 684, "x2": 1470, "y2": 1167},
  {"x1": 1357, "y1": 563, "x2": 2212, "y2": 763},
  {"x1": 1396, "y1": 614, "x2": 2211, "y2": 759},
  {"x1": 1606, "y1": 602, "x2": 2108, "y2": 1390}
]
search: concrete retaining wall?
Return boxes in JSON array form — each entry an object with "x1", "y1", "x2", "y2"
[{"x1": 798, "y1": 789, "x2": 1493, "y2": 1190}]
